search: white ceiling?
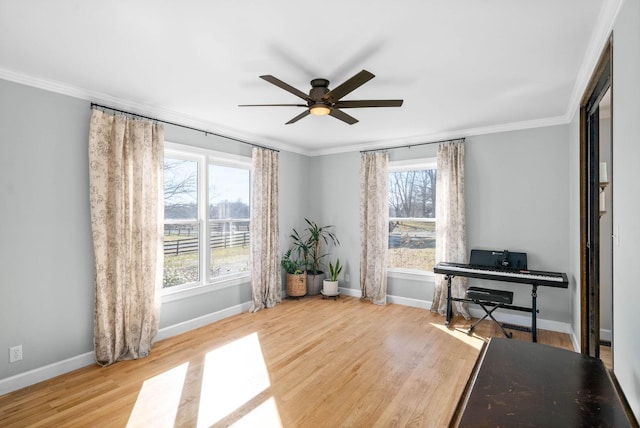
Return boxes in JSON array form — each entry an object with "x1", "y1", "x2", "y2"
[{"x1": 0, "y1": 1, "x2": 621, "y2": 155}]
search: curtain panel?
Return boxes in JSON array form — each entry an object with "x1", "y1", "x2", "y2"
[
  {"x1": 249, "y1": 147, "x2": 281, "y2": 312},
  {"x1": 431, "y1": 141, "x2": 470, "y2": 319},
  {"x1": 360, "y1": 151, "x2": 389, "y2": 305},
  {"x1": 88, "y1": 110, "x2": 164, "y2": 366}
]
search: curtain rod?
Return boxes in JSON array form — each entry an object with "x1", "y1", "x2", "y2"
[
  {"x1": 90, "y1": 103, "x2": 279, "y2": 152},
  {"x1": 360, "y1": 137, "x2": 465, "y2": 153}
]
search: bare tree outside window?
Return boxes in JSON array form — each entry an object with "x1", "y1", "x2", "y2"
[
  {"x1": 164, "y1": 159, "x2": 198, "y2": 217},
  {"x1": 163, "y1": 158, "x2": 199, "y2": 287},
  {"x1": 388, "y1": 167, "x2": 436, "y2": 271},
  {"x1": 162, "y1": 157, "x2": 252, "y2": 288}
]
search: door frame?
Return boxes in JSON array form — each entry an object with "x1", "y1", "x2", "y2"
[{"x1": 580, "y1": 39, "x2": 612, "y2": 356}]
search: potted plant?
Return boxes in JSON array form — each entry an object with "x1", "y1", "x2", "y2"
[
  {"x1": 301, "y1": 218, "x2": 340, "y2": 295},
  {"x1": 289, "y1": 227, "x2": 311, "y2": 266},
  {"x1": 322, "y1": 258, "x2": 342, "y2": 296},
  {"x1": 281, "y1": 249, "x2": 306, "y2": 297}
]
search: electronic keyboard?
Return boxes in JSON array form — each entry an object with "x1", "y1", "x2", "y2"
[
  {"x1": 434, "y1": 257, "x2": 569, "y2": 342},
  {"x1": 434, "y1": 262, "x2": 568, "y2": 288}
]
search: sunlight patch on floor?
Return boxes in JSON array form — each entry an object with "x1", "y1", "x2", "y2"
[
  {"x1": 230, "y1": 397, "x2": 282, "y2": 427},
  {"x1": 430, "y1": 322, "x2": 485, "y2": 350},
  {"x1": 197, "y1": 332, "x2": 276, "y2": 427},
  {"x1": 126, "y1": 362, "x2": 189, "y2": 428}
]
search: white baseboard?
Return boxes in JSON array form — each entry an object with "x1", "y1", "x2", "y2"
[
  {"x1": 0, "y1": 301, "x2": 252, "y2": 397},
  {"x1": 343, "y1": 287, "x2": 577, "y2": 346},
  {"x1": 465, "y1": 307, "x2": 573, "y2": 335},
  {"x1": 570, "y1": 327, "x2": 581, "y2": 353},
  {"x1": 155, "y1": 301, "x2": 252, "y2": 341},
  {"x1": 387, "y1": 294, "x2": 431, "y2": 309},
  {"x1": 0, "y1": 351, "x2": 95, "y2": 396},
  {"x1": 339, "y1": 286, "x2": 362, "y2": 298}
]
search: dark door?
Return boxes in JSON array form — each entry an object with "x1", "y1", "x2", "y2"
[{"x1": 580, "y1": 41, "x2": 611, "y2": 358}]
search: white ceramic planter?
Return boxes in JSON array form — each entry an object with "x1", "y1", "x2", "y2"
[{"x1": 322, "y1": 279, "x2": 339, "y2": 296}]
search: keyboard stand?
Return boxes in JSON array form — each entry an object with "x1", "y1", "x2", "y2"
[{"x1": 444, "y1": 274, "x2": 540, "y2": 342}]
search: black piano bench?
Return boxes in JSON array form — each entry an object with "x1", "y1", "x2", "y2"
[{"x1": 466, "y1": 286, "x2": 514, "y2": 338}]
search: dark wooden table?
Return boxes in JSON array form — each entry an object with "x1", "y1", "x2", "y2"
[{"x1": 451, "y1": 338, "x2": 636, "y2": 427}]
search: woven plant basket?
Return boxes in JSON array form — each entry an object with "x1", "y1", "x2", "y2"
[{"x1": 286, "y1": 273, "x2": 307, "y2": 297}]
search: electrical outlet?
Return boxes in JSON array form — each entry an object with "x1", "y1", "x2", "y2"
[
  {"x1": 345, "y1": 273, "x2": 350, "y2": 282},
  {"x1": 9, "y1": 345, "x2": 22, "y2": 363}
]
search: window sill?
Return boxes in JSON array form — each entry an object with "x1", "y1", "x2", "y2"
[
  {"x1": 162, "y1": 273, "x2": 250, "y2": 303},
  {"x1": 387, "y1": 269, "x2": 435, "y2": 282}
]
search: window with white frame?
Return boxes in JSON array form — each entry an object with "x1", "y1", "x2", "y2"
[
  {"x1": 388, "y1": 158, "x2": 437, "y2": 272},
  {"x1": 163, "y1": 143, "x2": 251, "y2": 289}
]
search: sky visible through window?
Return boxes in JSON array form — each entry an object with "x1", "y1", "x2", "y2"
[{"x1": 208, "y1": 164, "x2": 249, "y2": 206}]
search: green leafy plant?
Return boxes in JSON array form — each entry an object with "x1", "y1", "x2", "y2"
[
  {"x1": 281, "y1": 249, "x2": 304, "y2": 274},
  {"x1": 302, "y1": 218, "x2": 340, "y2": 274},
  {"x1": 328, "y1": 259, "x2": 342, "y2": 281},
  {"x1": 289, "y1": 228, "x2": 311, "y2": 270},
  {"x1": 287, "y1": 218, "x2": 340, "y2": 276}
]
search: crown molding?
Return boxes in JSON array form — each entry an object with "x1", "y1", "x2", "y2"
[
  {"x1": 0, "y1": 67, "x2": 308, "y2": 155},
  {"x1": 309, "y1": 115, "x2": 569, "y2": 156},
  {"x1": 564, "y1": 0, "x2": 623, "y2": 122},
  {"x1": 0, "y1": 65, "x2": 588, "y2": 158}
]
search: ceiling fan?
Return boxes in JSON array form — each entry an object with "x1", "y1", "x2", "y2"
[{"x1": 239, "y1": 69, "x2": 403, "y2": 125}]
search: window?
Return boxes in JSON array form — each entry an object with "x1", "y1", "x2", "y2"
[
  {"x1": 164, "y1": 157, "x2": 200, "y2": 286},
  {"x1": 388, "y1": 158, "x2": 437, "y2": 273},
  {"x1": 208, "y1": 164, "x2": 250, "y2": 278},
  {"x1": 163, "y1": 143, "x2": 251, "y2": 289}
]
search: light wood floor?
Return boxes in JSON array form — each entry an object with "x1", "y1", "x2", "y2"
[{"x1": 0, "y1": 296, "x2": 573, "y2": 427}]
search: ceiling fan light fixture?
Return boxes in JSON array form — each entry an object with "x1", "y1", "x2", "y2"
[
  {"x1": 242, "y1": 70, "x2": 403, "y2": 125},
  {"x1": 310, "y1": 104, "x2": 331, "y2": 116}
]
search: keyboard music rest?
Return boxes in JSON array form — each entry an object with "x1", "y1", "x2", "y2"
[
  {"x1": 469, "y1": 248, "x2": 528, "y2": 270},
  {"x1": 433, "y1": 262, "x2": 568, "y2": 342}
]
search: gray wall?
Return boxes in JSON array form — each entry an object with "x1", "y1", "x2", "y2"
[
  {"x1": 0, "y1": 80, "x2": 94, "y2": 380},
  {"x1": 465, "y1": 127, "x2": 571, "y2": 322},
  {"x1": 308, "y1": 125, "x2": 573, "y2": 324},
  {"x1": 611, "y1": 0, "x2": 640, "y2": 417},
  {"x1": 278, "y1": 149, "x2": 311, "y2": 275},
  {"x1": 306, "y1": 151, "x2": 361, "y2": 289},
  {"x1": 0, "y1": 79, "x2": 307, "y2": 382}
]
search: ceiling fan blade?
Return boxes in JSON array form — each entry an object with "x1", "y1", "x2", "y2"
[
  {"x1": 334, "y1": 100, "x2": 404, "y2": 108},
  {"x1": 322, "y1": 70, "x2": 375, "y2": 103},
  {"x1": 260, "y1": 75, "x2": 310, "y2": 101},
  {"x1": 285, "y1": 110, "x2": 310, "y2": 125},
  {"x1": 239, "y1": 104, "x2": 307, "y2": 107},
  {"x1": 329, "y1": 109, "x2": 358, "y2": 125}
]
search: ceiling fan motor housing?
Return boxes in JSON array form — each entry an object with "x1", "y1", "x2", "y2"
[{"x1": 309, "y1": 79, "x2": 330, "y2": 106}]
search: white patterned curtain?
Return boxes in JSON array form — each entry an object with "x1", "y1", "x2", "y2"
[
  {"x1": 88, "y1": 109, "x2": 164, "y2": 366},
  {"x1": 360, "y1": 151, "x2": 389, "y2": 305},
  {"x1": 249, "y1": 147, "x2": 281, "y2": 312},
  {"x1": 431, "y1": 141, "x2": 470, "y2": 319}
]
